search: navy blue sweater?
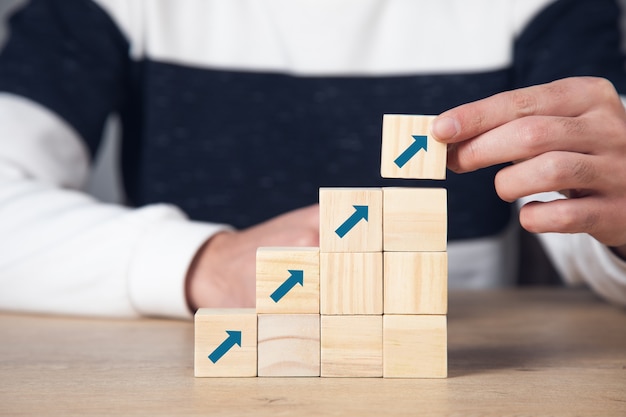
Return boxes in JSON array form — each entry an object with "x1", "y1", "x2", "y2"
[{"x1": 1, "y1": 0, "x2": 624, "y2": 240}]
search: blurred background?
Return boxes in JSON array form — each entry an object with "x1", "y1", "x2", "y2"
[
  {"x1": 1, "y1": 0, "x2": 625, "y2": 285},
  {"x1": 0, "y1": 0, "x2": 124, "y2": 205}
]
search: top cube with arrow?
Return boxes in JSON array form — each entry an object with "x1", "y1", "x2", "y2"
[{"x1": 380, "y1": 115, "x2": 447, "y2": 180}]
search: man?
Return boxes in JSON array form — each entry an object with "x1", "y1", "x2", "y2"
[{"x1": 0, "y1": 0, "x2": 625, "y2": 318}]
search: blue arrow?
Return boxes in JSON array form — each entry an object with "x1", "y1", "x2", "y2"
[
  {"x1": 270, "y1": 270, "x2": 304, "y2": 303},
  {"x1": 208, "y1": 330, "x2": 241, "y2": 363},
  {"x1": 335, "y1": 205, "x2": 368, "y2": 238},
  {"x1": 394, "y1": 135, "x2": 428, "y2": 168}
]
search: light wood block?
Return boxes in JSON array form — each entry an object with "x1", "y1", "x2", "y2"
[
  {"x1": 383, "y1": 187, "x2": 447, "y2": 252},
  {"x1": 257, "y1": 314, "x2": 320, "y2": 377},
  {"x1": 319, "y1": 187, "x2": 383, "y2": 253},
  {"x1": 383, "y1": 315, "x2": 447, "y2": 378},
  {"x1": 320, "y1": 252, "x2": 383, "y2": 315},
  {"x1": 194, "y1": 308, "x2": 257, "y2": 377},
  {"x1": 384, "y1": 252, "x2": 448, "y2": 315},
  {"x1": 256, "y1": 247, "x2": 320, "y2": 314},
  {"x1": 321, "y1": 315, "x2": 382, "y2": 377},
  {"x1": 380, "y1": 114, "x2": 447, "y2": 180}
]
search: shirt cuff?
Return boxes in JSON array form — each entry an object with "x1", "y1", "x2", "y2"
[
  {"x1": 127, "y1": 218, "x2": 231, "y2": 319},
  {"x1": 577, "y1": 235, "x2": 626, "y2": 307}
]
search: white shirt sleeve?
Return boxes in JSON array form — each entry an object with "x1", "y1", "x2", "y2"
[
  {"x1": 518, "y1": 192, "x2": 626, "y2": 307},
  {"x1": 0, "y1": 93, "x2": 229, "y2": 319}
]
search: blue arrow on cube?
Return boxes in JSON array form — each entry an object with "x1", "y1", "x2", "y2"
[
  {"x1": 394, "y1": 135, "x2": 428, "y2": 168},
  {"x1": 270, "y1": 269, "x2": 304, "y2": 303},
  {"x1": 335, "y1": 205, "x2": 369, "y2": 238},
  {"x1": 208, "y1": 330, "x2": 242, "y2": 363}
]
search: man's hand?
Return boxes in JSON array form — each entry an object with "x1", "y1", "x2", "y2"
[
  {"x1": 431, "y1": 77, "x2": 626, "y2": 258},
  {"x1": 185, "y1": 204, "x2": 320, "y2": 311}
]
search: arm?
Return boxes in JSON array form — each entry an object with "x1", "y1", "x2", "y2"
[
  {"x1": 430, "y1": 0, "x2": 626, "y2": 306},
  {"x1": 0, "y1": 92, "x2": 321, "y2": 317},
  {"x1": 0, "y1": 93, "x2": 227, "y2": 318},
  {"x1": 185, "y1": 204, "x2": 320, "y2": 311},
  {"x1": 0, "y1": 0, "x2": 320, "y2": 317},
  {"x1": 518, "y1": 192, "x2": 626, "y2": 307},
  {"x1": 432, "y1": 78, "x2": 626, "y2": 307},
  {"x1": 0, "y1": 0, "x2": 231, "y2": 318}
]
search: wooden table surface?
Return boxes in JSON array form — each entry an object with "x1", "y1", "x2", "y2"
[{"x1": 1, "y1": 288, "x2": 625, "y2": 416}]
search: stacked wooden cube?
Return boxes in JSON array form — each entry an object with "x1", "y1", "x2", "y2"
[{"x1": 195, "y1": 115, "x2": 448, "y2": 378}]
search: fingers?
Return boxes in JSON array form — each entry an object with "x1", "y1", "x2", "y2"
[
  {"x1": 293, "y1": 204, "x2": 321, "y2": 231},
  {"x1": 432, "y1": 77, "x2": 618, "y2": 144},
  {"x1": 519, "y1": 198, "x2": 626, "y2": 247},
  {"x1": 245, "y1": 204, "x2": 320, "y2": 248},
  {"x1": 494, "y1": 151, "x2": 600, "y2": 202},
  {"x1": 446, "y1": 115, "x2": 593, "y2": 173},
  {"x1": 186, "y1": 204, "x2": 322, "y2": 310},
  {"x1": 520, "y1": 198, "x2": 599, "y2": 235},
  {"x1": 427, "y1": 76, "x2": 626, "y2": 248},
  {"x1": 260, "y1": 204, "x2": 320, "y2": 230}
]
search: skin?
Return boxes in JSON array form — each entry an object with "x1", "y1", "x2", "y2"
[
  {"x1": 185, "y1": 204, "x2": 319, "y2": 311},
  {"x1": 431, "y1": 76, "x2": 626, "y2": 260},
  {"x1": 186, "y1": 76, "x2": 626, "y2": 310}
]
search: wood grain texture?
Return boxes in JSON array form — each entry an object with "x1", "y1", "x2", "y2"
[
  {"x1": 383, "y1": 187, "x2": 447, "y2": 252},
  {"x1": 2, "y1": 289, "x2": 625, "y2": 416},
  {"x1": 383, "y1": 315, "x2": 447, "y2": 378},
  {"x1": 257, "y1": 314, "x2": 320, "y2": 377},
  {"x1": 256, "y1": 247, "x2": 320, "y2": 314},
  {"x1": 384, "y1": 251, "x2": 448, "y2": 314},
  {"x1": 194, "y1": 308, "x2": 257, "y2": 377},
  {"x1": 320, "y1": 252, "x2": 383, "y2": 315},
  {"x1": 321, "y1": 315, "x2": 383, "y2": 377},
  {"x1": 319, "y1": 187, "x2": 383, "y2": 253},
  {"x1": 380, "y1": 114, "x2": 447, "y2": 180}
]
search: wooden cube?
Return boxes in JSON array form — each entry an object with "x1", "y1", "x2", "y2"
[
  {"x1": 319, "y1": 188, "x2": 383, "y2": 253},
  {"x1": 383, "y1": 187, "x2": 447, "y2": 252},
  {"x1": 380, "y1": 114, "x2": 447, "y2": 180},
  {"x1": 194, "y1": 308, "x2": 257, "y2": 377},
  {"x1": 320, "y1": 252, "x2": 383, "y2": 315},
  {"x1": 256, "y1": 247, "x2": 320, "y2": 314},
  {"x1": 383, "y1": 315, "x2": 447, "y2": 378},
  {"x1": 384, "y1": 252, "x2": 448, "y2": 315},
  {"x1": 321, "y1": 315, "x2": 382, "y2": 377},
  {"x1": 257, "y1": 314, "x2": 320, "y2": 377}
]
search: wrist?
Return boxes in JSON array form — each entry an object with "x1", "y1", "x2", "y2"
[
  {"x1": 185, "y1": 230, "x2": 254, "y2": 311},
  {"x1": 185, "y1": 231, "x2": 230, "y2": 312},
  {"x1": 128, "y1": 216, "x2": 225, "y2": 319},
  {"x1": 185, "y1": 239, "x2": 209, "y2": 313}
]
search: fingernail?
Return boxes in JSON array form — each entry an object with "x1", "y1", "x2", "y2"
[{"x1": 431, "y1": 116, "x2": 460, "y2": 141}]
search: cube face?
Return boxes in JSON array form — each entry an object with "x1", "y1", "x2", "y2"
[
  {"x1": 257, "y1": 314, "x2": 320, "y2": 377},
  {"x1": 256, "y1": 247, "x2": 320, "y2": 314},
  {"x1": 384, "y1": 252, "x2": 448, "y2": 315},
  {"x1": 195, "y1": 112, "x2": 452, "y2": 380},
  {"x1": 383, "y1": 315, "x2": 447, "y2": 378},
  {"x1": 319, "y1": 188, "x2": 383, "y2": 253},
  {"x1": 380, "y1": 114, "x2": 447, "y2": 180},
  {"x1": 320, "y1": 252, "x2": 383, "y2": 315},
  {"x1": 321, "y1": 315, "x2": 382, "y2": 377},
  {"x1": 194, "y1": 309, "x2": 257, "y2": 377},
  {"x1": 383, "y1": 187, "x2": 447, "y2": 252}
]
